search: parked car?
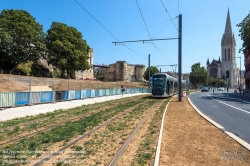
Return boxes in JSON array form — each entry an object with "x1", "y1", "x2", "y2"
[
  {"x1": 218, "y1": 87, "x2": 225, "y2": 91},
  {"x1": 201, "y1": 87, "x2": 209, "y2": 92}
]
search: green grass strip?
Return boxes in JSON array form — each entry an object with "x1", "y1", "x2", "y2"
[{"x1": 132, "y1": 98, "x2": 170, "y2": 166}]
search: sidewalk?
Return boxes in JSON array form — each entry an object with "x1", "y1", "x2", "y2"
[{"x1": 0, "y1": 93, "x2": 147, "y2": 121}]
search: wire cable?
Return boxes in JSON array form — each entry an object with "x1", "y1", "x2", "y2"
[
  {"x1": 74, "y1": 0, "x2": 159, "y2": 64},
  {"x1": 135, "y1": 0, "x2": 152, "y2": 39},
  {"x1": 136, "y1": 0, "x2": 173, "y2": 65},
  {"x1": 74, "y1": 0, "x2": 168, "y2": 69},
  {"x1": 159, "y1": 0, "x2": 178, "y2": 32}
]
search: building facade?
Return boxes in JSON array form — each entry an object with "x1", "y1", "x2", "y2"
[
  {"x1": 74, "y1": 48, "x2": 94, "y2": 80},
  {"x1": 98, "y1": 61, "x2": 145, "y2": 82},
  {"x1": 207, "y1": 9, "x2": 239, "y2": 88},
  {"x1": 244, "y1": 49, "x2": 250, "y2": 89}
]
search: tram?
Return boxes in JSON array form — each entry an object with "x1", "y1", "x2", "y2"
[{"x1": 151, "y1": 73, "x2": 187, "y2": 98}]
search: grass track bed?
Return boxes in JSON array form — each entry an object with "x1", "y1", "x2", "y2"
[
  {"x1": 0, "y1": 95, "x2": 147, "y2": 145},
  {"x1": 0, "y1": 95, "x2": 150, "y2": 165}
]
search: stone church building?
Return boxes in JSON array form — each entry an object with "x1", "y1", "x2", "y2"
[{"x1": 206, "y1": 9, "x2": 239, "y2": 88}]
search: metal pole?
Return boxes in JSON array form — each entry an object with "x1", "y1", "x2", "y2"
[
  {"x1": 178, "y1": 14, "x2": 182, "y2": 102},
  {"x1": 148, "y1": 54, "x2": 150, "y2": 89},
  {"x1": 227, "y1": 78, "x2": 228, "y2": 98},
  {"x1": 240, "y1": 56, "x2": 241, "y2": 88}
]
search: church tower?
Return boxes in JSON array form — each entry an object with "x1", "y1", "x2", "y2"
[{"x1": 221, "y1": 8, "x2": 238, "y2": 88}]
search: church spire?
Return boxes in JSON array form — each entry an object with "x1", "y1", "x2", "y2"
[{"x1": 224, "y1": 8, "x2": 233, "y2": 37}]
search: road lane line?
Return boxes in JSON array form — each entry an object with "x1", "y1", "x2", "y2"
[
  {"x1": 188, "y1": 98, "x2": 250, "y2": 151},
  {"x1": 207, "y1": 94, "x2": 250, "y2": 115}
]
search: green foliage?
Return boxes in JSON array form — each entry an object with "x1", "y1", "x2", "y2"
[
  {"x1": 143, "y1": 66, "x2": 160, "y2": 81},
  {"x1": 189, "y1": 63, "x2": 208, "y2": 86},
  {"x1": 17, "y1": 61, "x2": 33, "y2": 76},
  {"x1": 208, "y1": 77, "x2": 226, "y2": 87},
  {"x1": 0, "y1": 9, "x2": 47, "y2": 68},
  {"x1": 237, "y1": 12, "x2": 250, "y2": 52},
  {"x1": 46, "y1": 22, "x2": 90, "y2": 78}
]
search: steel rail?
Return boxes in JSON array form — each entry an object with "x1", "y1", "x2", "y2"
[
  {"x1": 0, "y1": 97, "x2": 140, "y2": 147},
  {"x1": 108, "y1": 99, "x2": 168, "y2": 166},
  {"x1": 32, "y1": 100, "x2": 148, "y2": 166}
]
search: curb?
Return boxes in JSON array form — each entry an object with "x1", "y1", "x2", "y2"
[
  {"x1": 188, "y1": 98, "x2": 250, "y2": 151},
  {"x1": 154, "y1": 96, "x2": 175, "y2": 166}
]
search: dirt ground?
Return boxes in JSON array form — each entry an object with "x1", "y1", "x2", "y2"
[
  {"x1": 160, "y1": 96, "x2": 250, "y2": 166},
  {"x1": 0, "y1": 74, "x2": 148, "y2": 92}
]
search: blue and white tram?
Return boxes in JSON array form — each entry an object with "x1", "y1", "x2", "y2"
[{"x1": 151, "y1": 73, "x2": 186, "y2": 98}]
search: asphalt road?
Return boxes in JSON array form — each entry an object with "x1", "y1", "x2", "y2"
[{"x1": 188, "y1": 89, "x2": 250, "y2": 144}]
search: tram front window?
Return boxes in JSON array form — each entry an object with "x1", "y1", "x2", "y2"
[{"x1": 152, "y1": 76, "x2": 166, "y2": 89}]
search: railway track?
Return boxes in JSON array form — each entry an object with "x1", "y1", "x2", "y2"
[
  {"x1": 108, "y1": 99, "x2": 168, "y2": 166},
  {"x1": 0, "y1": 96, "x2": 147, "y2": 147},
  {"x1": 31, "y1": 98, "x2": 168, "y2": 166},
  {"x1": 32, "y1": 100, "x2": 150, "y2": 166},
  {"x1": 0, "y1": 95, "x2": 142, "y2": 132}
]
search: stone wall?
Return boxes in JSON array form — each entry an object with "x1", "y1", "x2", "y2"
[{"x1": 98, "y1": 61, "x2": 146, "y2": 82}]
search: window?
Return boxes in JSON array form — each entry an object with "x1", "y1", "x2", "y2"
[{"x1": 225, "y1": 49, "x2": 227, "y2": 61}]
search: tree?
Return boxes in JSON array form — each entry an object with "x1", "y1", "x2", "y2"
[
  {"x1": 46, "y1": 22, "x2": 90, "y2": 78},
  {"x1": 189, "y1": 63, "x2": 208, "y2": 86},
  {"x1": 237, "y1": 12, "x2": 250, "y2": 52},
  {"x1": 143, "y1": 66, "x2": 159, "y2": 81},
  {"x1": 0, "y1": 9, "x2": 47, "y2": 71}
]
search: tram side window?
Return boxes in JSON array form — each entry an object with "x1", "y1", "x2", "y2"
[
  {"x1": 166, "y1": 81, "x2": 170, "y2": 94},
  {"x1": 170, "y1": 80, "x2": 173, "y2": 93}
]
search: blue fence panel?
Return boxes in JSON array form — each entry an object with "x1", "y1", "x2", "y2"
[
  {"x1": 75, "y1": 90, "x2": 81, "y2": 99},
  {"x1": 95, "y1": 89, "x2": 99, "y2": 97},
  {"x1": 102, "y1": 89, "x2": 106, "y2": 96},
  {"x1": 91, "y1": 90, "x2": 95, "y2": 97},
  {"x1": 68, "y1": 91, "x2": 76, "y2": 100},
  {"x1": 99, "y1": 89, "x2": 102, "y2": 97},
  {"x1": 41, "y1": 91, "x2": 53, "y2": 103},
  {"x1": 55, "y1": 91, "x2": 68, "y2": 101},
  {"x1": 15, "y1": 92, "x2": 29, "y2": 106},
  {"x1": 147, "y1": 89, "x2": 152, "y2": 93},
  {"x1": 81, "y1": 90, "x2": 86, "y2": 99},
  {"x1": 113, "y1": 89, "x2": 116, "y2": 95},
  {"x1": 129, "y1": 89, "x2": 133, "y2": 94},
  {"x1": 125, "y1": 88, "x2": 129, "y2": 94},
  {"x1": 86, "y1": 90, "x2": 91, "y2": 98},
  {"x1": 143, "y1": 88, "x2": 147, "y2": 93},
  {"x1": 115, "y1": 89, "x2": 118, "y2": 95},
  {"x1": 0, "y1": 92, "x2": 15, "y2": 108},
  {"x1": 109, "y1": 89, "x2": 113, "y2": 96},
  {"x1": 138, "y1": 88, "x2": 143, "y2": 93}
]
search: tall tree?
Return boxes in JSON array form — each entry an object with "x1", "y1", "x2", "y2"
[
  {"x1": 237, "y1": 12, "x2": 250, "y2": 52},
  {"x1": 0, "y1": 9, "x2": 47, "y2": 71},
  {"x1": 143, "y1": 66, "x2": 160, "y2": 81},
  {"x1": 189, "y1": 63, "x2": 208, "y2": 86},
  {"x1": 46, "y1": 22, "x2": 90, "y2": 78}
]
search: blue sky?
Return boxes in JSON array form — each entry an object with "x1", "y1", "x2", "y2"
[{"x1": 1, "y1": 0, "x2": 250, "y2": 73}]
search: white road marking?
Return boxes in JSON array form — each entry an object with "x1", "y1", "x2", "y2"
[{"x1": 207, "y1": 94, "x2": 250, "y2": 115}]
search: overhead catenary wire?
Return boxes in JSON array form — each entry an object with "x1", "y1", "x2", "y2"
[
  {"x1": 74, "y1": 0, "x2": 161, "y2": 66},
  {"x1": 136, "y1": 0, "x2": 174, "y2": 65},
  {"x1": 160, "y1": 0, "x2": 178, "y2": 32}
]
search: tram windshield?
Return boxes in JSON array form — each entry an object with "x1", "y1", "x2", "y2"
[{"x1": 152, "y1": 75, "x2": 166, "y2": 89}]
